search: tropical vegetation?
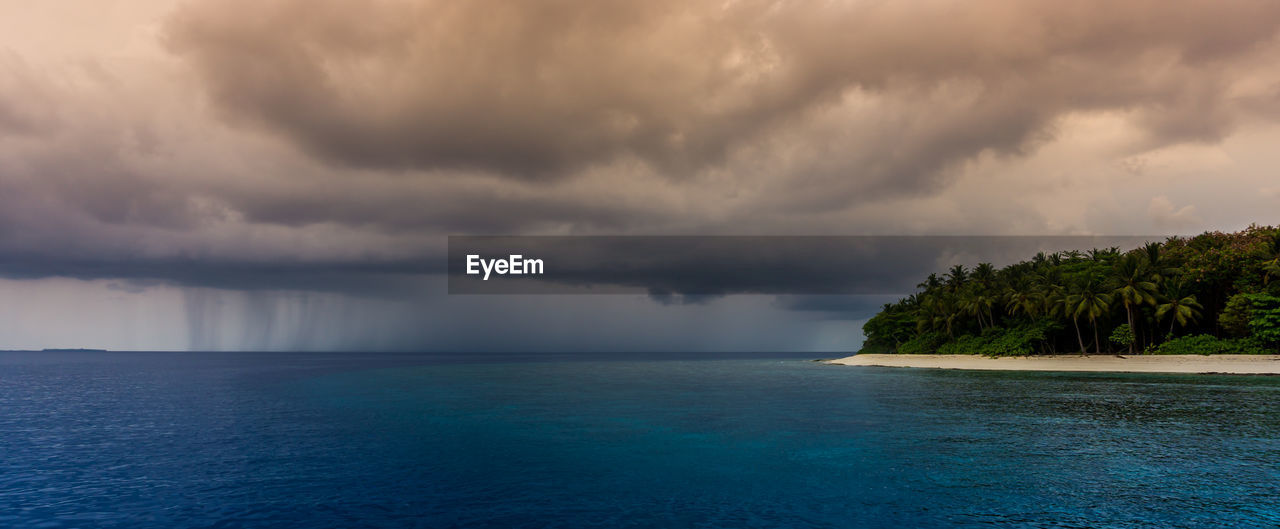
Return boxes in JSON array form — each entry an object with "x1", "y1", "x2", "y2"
[{"x1": 860, "y1": 226, "x2": 1280, "y2": 356}]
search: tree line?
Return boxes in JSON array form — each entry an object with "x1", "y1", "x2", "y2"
[{"x1": 861, "y1": 226, "x2": 1280, "y2": 356}]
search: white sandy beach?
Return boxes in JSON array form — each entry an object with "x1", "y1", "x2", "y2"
[{"x1": 827, "y1": 354, "x2": 1280, "y2": 374}]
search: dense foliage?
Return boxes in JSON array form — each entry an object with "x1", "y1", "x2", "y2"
[{"x1": 861, "y1": 226, "x2": 1280, "y2": 356}]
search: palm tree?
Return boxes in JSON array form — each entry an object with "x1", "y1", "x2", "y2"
[
  {"x1": 964, "y1": 265, "x2": 999, "y2": 330},
  {"x1": 961, "y1": 287, "x2": 996, "y2": 331},
  {"x1": 915, "y1": 294, "x2": 958, "y2": 338},
  {"x1": 1004, "y1": 277, "x2": 1044, "y2": 320},
  {"x1": 917, "y1": 273, "x2": 943, "y2": 292},
  {"x1": 1039, "y1": 267, "x2": 1064, "y2": 290},
  {"x1": 1142, "y1": 241, "x2": 1161, "y2": 262},
  {"x1": 1139, "y1": 241, "x2": 1173, "y2": 345},
  {"x1": 1156, "y1": 282, "x2": 1204, "y2": 337},
  {"x1": 1266, "y1": 261, "x2": 1280, "y2": 286},
  {"x1": 1032, "y1": 251, "x2": 1048, "y2": 267},
  {"x1": 1047, "y1": 286, "x2": 1087, "y2": 355},
  {"x1": 1142, "y1": 241, "x2": 1169, "y2": 280},
  {"x1": 972, "y1": 263, "x2": 997, "y2": 288},
  {"x1": 1069, "y1": 279, "x2": 1113, "y2": 355},
  {"x1": 1262, "y1": 234, "x2": 1280, "y2": 286},
  {"x1": 946, "y1": 265, "x2": 968, "y2": 293},
  {"x1": 1111, "y1": 254, "x2": 1158, "y2": 353},
  {"x1": 1088, "y1": 247, "x2": 1119, "y2": 262}
]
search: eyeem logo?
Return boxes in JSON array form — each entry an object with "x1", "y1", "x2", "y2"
[{"x1": 466, "y1": 254, "x2": 545, "y2": 280}]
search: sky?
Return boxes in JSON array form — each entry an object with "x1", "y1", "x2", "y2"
[{"x1": 2, "y1": 0, "x2": 1280, "y2": 351}]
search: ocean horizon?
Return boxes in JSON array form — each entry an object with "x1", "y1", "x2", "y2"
[{"x1": 3, "y1": 350, "x2": 1279, "y2": 528}]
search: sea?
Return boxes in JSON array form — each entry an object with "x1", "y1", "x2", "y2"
[{"x1": 2, "y1": 350, "x2": 1279, "y2": 528}]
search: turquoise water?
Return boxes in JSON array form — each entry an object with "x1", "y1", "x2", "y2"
[{"x1": 3, "y1": 351, "x2": 1280, "y2": 528}]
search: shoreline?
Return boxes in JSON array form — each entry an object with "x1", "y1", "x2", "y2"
[{"x1": 826, "y1": 354, "x2": 1280, "y2": 374}]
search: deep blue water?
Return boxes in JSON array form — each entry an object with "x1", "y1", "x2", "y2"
[{"x1": 3, "y1": 351, "x2": 1280, "y2": 528}]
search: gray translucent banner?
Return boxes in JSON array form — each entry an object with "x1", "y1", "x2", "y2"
[{"x1": 448, "y1": 236, "x2": 1164, "y2": 295}]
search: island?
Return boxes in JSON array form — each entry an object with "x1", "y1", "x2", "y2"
[
  {"x1": 40, "y1": 348, "x2": 109, "y2": 352},
  {"x1": 827, "y1": 354, "x2": 1280, "y2": 374},
  {"x1": 840, "y1": 226, "x2": 1280, "y2": 373}
]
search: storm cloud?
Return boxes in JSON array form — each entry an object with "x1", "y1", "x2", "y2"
[
  {"x1": 446, "y1": 235, "x2": 1163, "y2": 296},
  {"x1": 4, "y1": 1, "x2": 1280, "y2": 350},
  {"x1": 167, "y1": 0, "x2": 1280, "y2": 190}
]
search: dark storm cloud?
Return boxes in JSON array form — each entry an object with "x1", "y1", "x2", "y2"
[
  {"x1": 0, "y1": 57, "x2": 442, "y2": 293},
  {"x1": 168, "y1": 0, "x2": 1280, "y2": 193},
  {"x1": 214, "y1": 181, "x2": 664, "y2": 233},
  {"x1": 0, "y1": 251, "x2": 439, "y2": 298},
  {"x1": 3, "y1": 0, "x2": 1280, "y2": 302},
  {"x1": 447, "y1": 236, "x2": 1163, "y2": 295}
]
